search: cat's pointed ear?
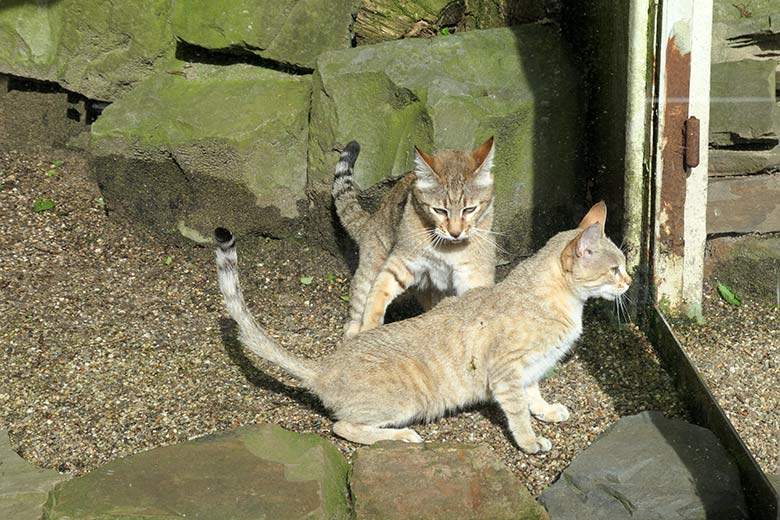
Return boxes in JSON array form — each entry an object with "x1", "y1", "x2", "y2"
[
  {"x1": 577, "y1": 201, "x2": 607, "y2": 235},
  {"x1": 575, "y1": 223, "x2": 601, "y2": 257},
  {"x1": 414, "y1": 146, "x2": 438, "y2": 189},
  {"x1": 471, "y1": 136, "x2": 495, "y2": 187}
]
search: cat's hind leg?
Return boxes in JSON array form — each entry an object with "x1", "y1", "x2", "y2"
[
  {"x1": 525, "y1": 382, "x2": 570, "y2": 423},
  {"x1": 332, "y1": 421, "x2": 423, "y2": 444}
]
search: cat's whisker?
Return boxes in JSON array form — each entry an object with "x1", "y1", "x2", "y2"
[{"x1": 473, "y1": 230, "x2": 511, "y2": 257}]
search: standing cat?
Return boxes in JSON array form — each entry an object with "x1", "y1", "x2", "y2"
[
  {"x1": 332, "y1": 138, "x2": 497, "y2": 338},
  {"x1": 214, "y1": 202, "x2": 631, "y2": 453}
]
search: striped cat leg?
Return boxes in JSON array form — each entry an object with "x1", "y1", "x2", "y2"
[
  {"x1": 360, "y1": 256, "x2": 415, "y2": 332},
  {"x1": 525, "y1": 382, "x2": 570, "y2": 422},
  {"x1": 491, "y1": 372, "x2": 552, "y2": 454},
  {"x1": 344, "y1": 250, "x2": 387, "y2": 339},
  {"x1": 332, "y1": 421, "x2": 423, "y2": 444}
]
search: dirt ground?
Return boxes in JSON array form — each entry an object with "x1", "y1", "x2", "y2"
[
  {"x1": 675, "y1": 279, "x2": 780, "y2": 476},
  {"x1": 0, "y1": 139, "x2": 689, "y2": 496}
]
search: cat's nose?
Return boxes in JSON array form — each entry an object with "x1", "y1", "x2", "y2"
[
  {"x1": 624, "y1": 275, "x2": 632, "y2": 286},
  {"x1": 450, "y1": 231, "x2": 462, "y2": 239}
]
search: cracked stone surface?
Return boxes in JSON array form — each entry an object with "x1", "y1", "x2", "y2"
[{"x1": 539, "y1": 411, "x2": 749, "y2": 519}]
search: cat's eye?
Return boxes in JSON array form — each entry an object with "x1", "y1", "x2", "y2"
[
  {"x1": 462, "y1": 206, "x2": 477, "y2": 215},
  {"x1": 431, "y1": 207, "x2": 449, "y2": 216},
  {"x1": 611, "y1": 266, "x2": 620, "y2": 275}
]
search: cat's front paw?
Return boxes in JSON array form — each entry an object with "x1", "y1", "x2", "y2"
[
  {"x1": 516, "y1": 435, "x2": 552, "y2": 454},
  {"x1": 533, "y1": 403, "x2": 570, "y2": 423}
]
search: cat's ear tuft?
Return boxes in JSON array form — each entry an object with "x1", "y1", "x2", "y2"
[
  {"x1": 471, "y1": 137, "x2": 495, "y2": 187},
  {"x1": 414, "y1": 146, "x2": 438, "y2": 189},
  {"x1": 575, "y1": 223, "x2": 601, "y2": 257},
  {"x1": 577, "y1": 201, "x2": 607, "y2": 235}
]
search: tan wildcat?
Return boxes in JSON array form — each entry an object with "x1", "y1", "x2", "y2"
[
  {"x1": 214, "y1": 202, "x2": 630, "y2": 453},
  {"x1": 332, "y1": 138, "x2": 497, "y2": 338}
]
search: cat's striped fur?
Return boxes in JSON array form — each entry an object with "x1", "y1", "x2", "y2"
[
  {"x1": 214, "y1": 202, "x2": 632, "y2": 452},
  {"x1": 332, "y1": 138, "x2": 497, "y2": 339}
]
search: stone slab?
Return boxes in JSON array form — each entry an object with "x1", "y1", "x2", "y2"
[
  {"x1": 0, "y1": 430, "x2": 69, "y2": 520},
  {"x1": 709, "y1": 145, "x2": 780, "y2": 176},
  {"x1": 42, "y1": 424, "x2": 351, "y2": 520},
  {"x1": 351, "y1": 442, "x2": 549, "y2": 520},
  {"x1": 539, "y1": 411, "x2": 748, "y2": 519},
  {"x1": 90, "y1": 62, "x2": 311, "y2": 240},
  {"x1": 710, "y1": 60, "x2": 780, "y2": 147},
  {"x1": 707, "y1": 173, "x2": 780, "y2": 234}
]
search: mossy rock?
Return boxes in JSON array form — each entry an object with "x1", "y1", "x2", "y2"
[
  {"x1": 0, "y1": 0, "x2": 175, "y2": 101},
  {"x1": 42, "y1": 424, "x2": 351, "y2": 520},
  {"x1": 90, "y1": 62, "x2": 311, "y2": 240},
  {"x1": 172, "y1": 0, "x2": 357, "y2": 70}
]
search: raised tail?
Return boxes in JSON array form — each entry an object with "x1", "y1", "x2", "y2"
[
  {"x1": 332, "y1": 141, "x2": 370, "y2": 240},
  {"x1": 214, "y1": 228, "x2": 317, "y2": 385}
]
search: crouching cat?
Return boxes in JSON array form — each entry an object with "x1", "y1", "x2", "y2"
[
  {"x1": 332, "y1": 138, "x2": 497, "y2": 338},
  {"x1": 214, "y1": 202, "x2": 630, "y2": 454}
]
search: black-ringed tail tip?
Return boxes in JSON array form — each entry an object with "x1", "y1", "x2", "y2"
[
  {"x1": 342, "y1": 141, "x2": 360, "y2": 160},
  {"x1": 214, "y1": 227, "x2": 234, "y2": 248}
]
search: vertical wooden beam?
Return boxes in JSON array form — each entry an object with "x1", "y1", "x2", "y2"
[{"x1": 652, "y1": 0, "x2": 711, "y2": 318}]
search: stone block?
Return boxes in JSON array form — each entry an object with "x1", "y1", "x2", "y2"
[
  {"x1": 172, "y1": 0, "x2": 356, "y2": 70},
  {"x1": 43, "y1": 424, "x2": 351, "y2": 520},
  {"x1": 351, "y1": 442, "x2": 549, "y2": 520},
  {"x1": 0, "y1": 0, "x2": 176, "y2": 101},
  {"x1": 707, "y1": 173, "x2": 780, "y2": 234},
  {"x1": 710, "y1": 60, "x2": 780, "y2": 146},
  {"x1": 90, "y1": 62, "x2": 311, "y2": 240},
  {"x1": 709, "y1": 145, "x2": 780, "y2": 176}
]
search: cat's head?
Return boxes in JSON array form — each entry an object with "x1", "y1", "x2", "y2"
[
  {"x1": 412, "y1": 137, "x2": 495, "y2": 243},
  {"x1": 561, "y1": 202, "x2": 631, "y2": 301}
]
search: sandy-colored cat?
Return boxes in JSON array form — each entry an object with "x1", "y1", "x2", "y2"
[
  {"x1": 214, "y1": 202, "x2": 630, "y2": 453},
  {"x1": 332, "y1": 138, "x2": 497, "y2": 338}
]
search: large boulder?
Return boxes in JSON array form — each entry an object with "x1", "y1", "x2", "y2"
[
  {"x1": 709, "y1": 60, "x2": 780, "y2": 146},
  {"x1": 351, "y1": 442, "x2": 549, "y2": 519},
  {"x1": 0, "y1": 0, "x2": 175, "y2": 101},
  {"x1": 42, "y1": 424, "x2": 351, "y2": 520},
  {"x1": 0, "y1": 430, "x2": 69, "y2": 520},
  {"x1": 539, "y1": 412, "x2": 749, "y2": 519},
  {"x1": 90, "y1": 62, "x2": 311, "y2": 241},
  {"x1": 172, "y1": 0, "x2": 357, "y2": 70},
  {"x1": 309, "y1": 25, "x2": 584, "y2": 254}
]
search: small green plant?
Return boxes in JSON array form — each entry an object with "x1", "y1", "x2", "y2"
[
  {"x1": 163, "y1": 255, "x2": 173, "y2": 266},
  {"x1": 440, "y1": 27, "x2": 451, "y2": 36},
  {"x1": 46, "y1": 169, "x2": 58, "y2": 177},
  {"x1": 300, "y1": 276, "x2": 313, "y2": 286},
  {"x1": 51, "y1": 160, "x2": 64, "y2": 167},
  {"x1": 95, "y1": 197, "x2": 106, "y2": 208},
  {"x1": 340, "y1": 294, "x2": 350, "y2": 303},
  {"x1": 326, "y1": 273, "x2": 336, "y2": 282},
  {"x1": 33, "y1": 198, "x2": 56, "y2": 212},
  {"x1": 717, "y1": 282, "x2": 741, "y2": 306}
]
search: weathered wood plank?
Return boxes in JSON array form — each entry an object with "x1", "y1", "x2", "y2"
[{"x1": 707, "y1": 174, "x2": 780, "y2": 234}]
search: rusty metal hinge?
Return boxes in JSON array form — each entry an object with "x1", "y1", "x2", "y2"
[{"x1": 684, "y1": 116, "x2": 700, "y2": 170}]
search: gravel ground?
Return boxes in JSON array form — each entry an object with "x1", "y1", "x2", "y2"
[
  {"x1": 0, "y1": 145, "x2": 688, "y2": 495},
  {"x1": 675, "y1": 282, "x2": 780, "y2": 476}
]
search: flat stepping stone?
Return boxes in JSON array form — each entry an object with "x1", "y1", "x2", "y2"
[
  {"x1": 539, "y1": 411, "x2": 749, "y2": 519},
  {"x1": 0, "y1": 430, "x2": 69, "y2": 520},
  {"x1": 351, "y1": 441, "x2": 548, "y2": 520},
  {"x1": 43, "y1": 424, "x2": 350, "y2": 520}
]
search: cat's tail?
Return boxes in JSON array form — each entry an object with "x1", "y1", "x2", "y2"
[
  {"x1": 214, "y1": 228, "x2": 317, "y2": 385},
  {"x1": 332, "y1": 141, "x2": 370, "y2": 241}
]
